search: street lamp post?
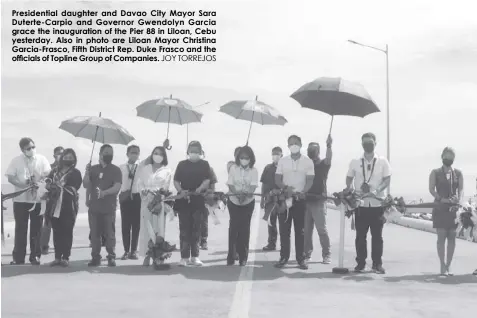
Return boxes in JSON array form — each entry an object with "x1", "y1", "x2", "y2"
[{"x1": 348, "y1": 40, "x2": 390, "y2": 193}]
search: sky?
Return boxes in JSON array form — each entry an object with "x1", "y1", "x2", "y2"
[{"x1": 1, "y1": 0, "x2": 477, "y2": 200}]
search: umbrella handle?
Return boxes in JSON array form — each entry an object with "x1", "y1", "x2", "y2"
[
  {"x1": 163, "y1": 139, "x2": 172, "y2": 150},
  {"x1": 329, "y1": 115, "x2": 334, "y2": 135},
  {"x1": 246, "y1": 111, "x2": 255, "y2": 146}
]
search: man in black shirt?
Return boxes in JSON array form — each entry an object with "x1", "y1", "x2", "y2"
[
  {"x1": 305, "y1": 135, "x2": 332, "y2": 264},
  {"x1": 261, "y1": 147, "x2": 283, "y2": 251}
]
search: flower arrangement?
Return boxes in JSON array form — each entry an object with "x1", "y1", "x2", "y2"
[
  {"x1": 147, "y1": 189, "x2": 173, "y2": 215},
  {"x1": 144, "y1": 234, "x2": 173, "y2": 270}
]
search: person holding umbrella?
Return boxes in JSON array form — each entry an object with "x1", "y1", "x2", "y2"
[
  {"x1": 304, "y1": 136, "x2": 333, "y2": 264},
  {"x1": 83, "y1": 144, "x2": 122, "y2": 267},
  {"x1": 174, "y1": 141, "x2": 211, "y2": 267},
  {"x1": 40, "y1": 145, "x2": 64, "y2": 255},
  {"x1": 275, "y1": 135, "x2": 315, "y2": 270},
  {"x1": 261, "y1": 146, "x2": 283, "y2": 251},
  {"x1": 428, "y1": 147, "x2": 463, "y2": 276},
  {"x1": 5, "y1": 137, "x2": 52, "y2": 265},
  {"x1": 346, "y1": 133, "x2": 391, "y2": 274}
]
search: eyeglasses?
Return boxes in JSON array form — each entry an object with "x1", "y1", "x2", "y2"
[
  {"x1": 240, "y1": 158, "x2": 250, "y2": 161},
  {"x1": 25, "y1": 146, "x2": 36, "y2": 151}
]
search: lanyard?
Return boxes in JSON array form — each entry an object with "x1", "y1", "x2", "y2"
[{"x1": 361, "y1": 158, "x2": 377, "y2": 184}]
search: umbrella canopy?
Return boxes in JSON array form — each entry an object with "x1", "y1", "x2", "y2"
[
  {"x1": 136, "y1": 97, "x2": 203, "y2": 125},
  {"x1": 291, "y1": 77, "x2": 380, "y2": 133},
  {"x1": 59, "y1": 114, "x2": 135, "y2": 162},
  {"x1": 59, "y1": 115, "x2": 135, "y2": 145},
  {"x1": 219, "y1": 96, "x2": 287, "y2": 145},
  {"x1": 136, "y1": 96, "x2": 204, "y2": 149}
]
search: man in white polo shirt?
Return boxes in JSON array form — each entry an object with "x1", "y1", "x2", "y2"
[
  {"x1": 275, "y1": 135, "x2": 315, "y2": 270},
  {"x1": 5, "y1": 137, "x2": 51, "y2": 265},
  {"x1": 346, "y1": 132, "x2": 391, "y2": 274}
]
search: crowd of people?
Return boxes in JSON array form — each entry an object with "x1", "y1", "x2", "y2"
[{"x1": 4, "y1": 134, "x2": 476, "y2": 276}]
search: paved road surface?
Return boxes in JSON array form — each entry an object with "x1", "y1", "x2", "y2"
[{"x1": 2, "y1": 205, "x2": 476, "y2": 318}]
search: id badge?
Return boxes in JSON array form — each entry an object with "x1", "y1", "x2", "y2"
[
  {"x1": 360, "y1": 182, "x2": 370, "y2": 193},
  {"x1": 99, "y1": 173, "x2": 104, "y2": 179}
]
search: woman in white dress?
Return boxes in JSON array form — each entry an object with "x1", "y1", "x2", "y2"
[{"x1": 137, "y1": 146, "x2": 172, "y2": 267}]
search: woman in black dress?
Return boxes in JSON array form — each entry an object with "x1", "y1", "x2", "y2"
[
  {"x1": 429, "y1": 147, "x2": 463, "y2": 276},
  {"x1": 47, "y1": 148, "x2": 83, "y2": 267}
]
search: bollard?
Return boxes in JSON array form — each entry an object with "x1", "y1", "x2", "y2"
[{"x1": 332, "y1": 203, "x2": 349, "y2": 274}]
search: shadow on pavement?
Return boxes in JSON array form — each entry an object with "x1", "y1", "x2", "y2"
[
  {"x1": 3, "y1": 259, "x2": 477, "y2": 286},
  {"x1": 209, "y1": 249, "x2": 272, "y2": 256},
  {"x1": 383, "y1": 273, "x2": 477, "y2": 285}
]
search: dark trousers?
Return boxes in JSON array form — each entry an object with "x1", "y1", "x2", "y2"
[
  {"x1": 89, "y1": 210, "x2": 116, "y2": 260},
  {"x1": 178, "y1": 206, "x2": 202, "y2": 259},
  {"x1": 200, "y1": 207, "x2": 208, "y2": 244},
  {"x1": 355, "y1": 206, "x2": 384, "y2": 266},
  {"x1": 51, "y1": 211, "x2": 76, "y2": 260},
  {"x1": 12, "y1": 202, "x2": 43, "y2": 262},
  {"x1": 267, "y1": 206, "x2": 278, "y2": 247},
  {"x1": 278, "y1": 199, "x2": 306, "y2": 262},
  {"x1": 227, "y1": 200, "x2": 255, "y2": 263},
  {"x1": 119, "y1": 194, "x2": 141, "y2": 253},
  {"x1": 39, "y1": 217, "x2": 52, "y2": 251}
]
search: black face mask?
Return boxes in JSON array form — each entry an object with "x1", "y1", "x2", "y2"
[
  {"x1": 102, "y1": 155, "x2": 113, "y2": 164},
  {"x1": 62, "y1": 160, "x2": 74, "y2": 167},
  {"x1": 307, "y1": 149, "x2": 319, "y2": 159},
  {"x1": 442, "y1": 159, "x2": 454, "y2": 167},
  {"x1": 362, "y1": 143, "x2": 375, "y2": 153}
]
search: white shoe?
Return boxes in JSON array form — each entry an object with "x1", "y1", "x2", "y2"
[
  {"x1": 179, "y1": 258, "x2": 189, "y2": 267},
  {"x1": 190, "y1": 257, "x2": 203, "y2": 266}
]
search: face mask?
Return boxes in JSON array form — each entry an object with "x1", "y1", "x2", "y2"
[
  {"x1": 62, "y1": 160, "x2": 74, "y2": 167},
  {"x1": 240, "y1": 159, "x2": 250, "y2": 167},
  {"x1": 289, "y1": 145, "x2": 300, "y2": 154},
  {"x1": 307, "y1": 149, "x2": 319, "y2": 159},
  {"x1": 272, "y1": 155, "x2": 281, "y2": 163},
  {"x1": 102, "y1": 154, "x2": 113, "y2": 164},
  {"x1": 152, "y1": 155, "x2": 163, "y2": 164},
  {"x1": 362, "y1": 143, "x2": 375, "y2": 153},
  {"x1": 188, "y1": 153, "x2": 200, "y2": 162},
  {"x1": 25, "y1": 149, "x2": 36, "y2": 157},
  {"x1": 442, "y1": 159, "x2": 454, "y2": 167}
]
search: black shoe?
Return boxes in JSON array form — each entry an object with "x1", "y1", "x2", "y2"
[
  {"x1": 129, "y1": 252, "x2": 138, "y2": 260},
  {"x1": 200, "y1": 242, "x2": 208, "y2": 250},
  {"x1": 298, "y1": 260, "x2": 308, "y2": 270},
  {"x1": 274, "y1": 258, "x2": 288, "y2": 268},
  {"x1": 227, "y1": 260, "x2": 235, "y2": 266},
  {"x1": 372, "y1": 264, "x2": 386, "y2": 274},
  {"x1": 9, "y1": 261, "x2": 26, "y2": 265},
  {"x1": 262, "y1": 244, "x2": 276, "y2": 251},
  {"x1": 88, "y1": 259, "x2": 101, "y2": 267},
  {"x1": 121, "y1": 252, "x2": 129, "y2": 260},
  {"x1": 239, "y1": 260, "x2": 247, "y2": 266},
  {"x1": 30, "y1": 257, "x2": 41, "y2": 266},
  {"x1": 107, "y1": 258, "x2": 116, "y2": 267},
  {"x1": 354, "y1": 264, "x2": 366, "y2": 273},
  {"x1": 60, "y1": 259, "x2": 69, "y2": 267}
]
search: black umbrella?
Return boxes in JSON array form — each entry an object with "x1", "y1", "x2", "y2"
[{"x1": 291, "y1": 77, "x2": 380, "y2": 133}]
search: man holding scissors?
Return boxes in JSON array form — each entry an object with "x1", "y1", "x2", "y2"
[{"x1": 346, "y1": 133, "x2": 391, "y2": 274}]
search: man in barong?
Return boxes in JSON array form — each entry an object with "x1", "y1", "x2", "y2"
[
  {"x1": 346, "y1": 133, "x2": 391, "y2": 274},
  {"x1": 5, "y1": 137, "x2": 51, "y2": 265}
]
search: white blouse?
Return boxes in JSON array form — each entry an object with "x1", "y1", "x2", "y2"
[{"x1": 137, "y1": 164, "x2": 172, "y2": 193}]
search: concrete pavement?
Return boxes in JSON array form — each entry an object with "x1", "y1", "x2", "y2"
[{"x1": 1, "y1": 205, "x2": 476, "y2": 318}]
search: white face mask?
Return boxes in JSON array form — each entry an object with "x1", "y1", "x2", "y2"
[
  {"x1": 25, "y1": 149, "x2": 36, "y2": 158},
  {"x1": 188, "y1": 153, "x2": 200, "y2": 161},
  {"x1": 152, "y1": 155, "x2": 163, "y2": 164},
  {"x1": 240, "y1": 159, "x2": 250, "y2": 167},
  {"x1": 289, "y1": 145, "x2": 301, "y2": 154},
  {"x1": 272, "y1": 155, "x2": 281, "y2": 163}
]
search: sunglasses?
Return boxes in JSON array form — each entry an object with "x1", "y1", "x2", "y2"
[{"x1": 25, "y1": 146, "x2": 36, "y2": 151}]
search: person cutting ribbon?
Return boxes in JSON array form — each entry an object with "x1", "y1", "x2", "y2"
[
  {"x1": 274, "y1": 135, "x2": 315, "y2": 270},
  {"x1": 346, "y1": 133, "x2": 391, "y2": 274}
]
